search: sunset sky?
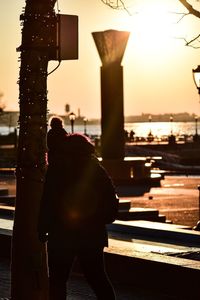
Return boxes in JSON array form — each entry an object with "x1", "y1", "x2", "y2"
[{"x1": 0, "y1": 0, "x2": 200, "y2": 118}]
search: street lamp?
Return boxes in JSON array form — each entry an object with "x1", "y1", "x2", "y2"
[
  {"x1": 69, "y1": 112, "x2": 76, "y2": 133},
  {"x1": 193, "y1": 186, "x2": 200, "y2": 231},
  {"x1": 192, "y1": 68, "x2": 200, "y2": 230},
  {"x1": 168, "y1": 115, "x2": 176, "y2": 145},
  {"x1": 148, "y1": 115, "x2": 152, "y2": 132},
  {"x1": 170, "y1": 115, "x2": 173, "y2": 135},
  {"x1": 147, "y1": 115, "x2": 153, "y2": 142},
  {"x1": 192, "y1": 65, "x2": 200, "y2": 94},
  {"x1": 195, "y1": 116, "x2": 198, "y2": 136},
  {"x1": 193, "y1": 115, "x2": 200, "y2": 143},
  {"x1": 83, "y1": 117, "x2": 88, "y2": 135}
]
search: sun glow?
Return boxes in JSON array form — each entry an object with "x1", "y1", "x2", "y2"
[{"x1": 116, "y1": 1, "x2": 178, "y2": 55}]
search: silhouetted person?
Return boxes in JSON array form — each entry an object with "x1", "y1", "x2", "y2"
[
  {"x1": 47, "y1": 116, "x2": 67, "y2": 164},
  {"x1": 38, "y1": 133, "x2": 118, "y2": 300},
  {"x1": 124, "y1": 130, "x2": 128, "y2": 142},
  {"x1": 168, "y1": 134, "x2": 176, "y2": 146},
  {"x1": 129, "y1": 130, "x2": 135, "y2": 142}
]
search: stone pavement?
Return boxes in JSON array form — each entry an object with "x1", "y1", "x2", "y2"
[
  {"x1": 1, "y1": 175, "x2": 200, "y2": 299},
  {"x1": 129, "y1": 175, "x2": 200, "y2": 228},
  {"x1": 1, "y1": 219, "x2": 200, "y2": 299},
  {"x1": 0, "y1": 257, "x2": 177, "y2": 300}
]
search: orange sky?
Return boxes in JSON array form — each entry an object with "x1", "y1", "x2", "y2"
[{"x1": 0, "y1": 0, "x2": 200, "y2": 118}]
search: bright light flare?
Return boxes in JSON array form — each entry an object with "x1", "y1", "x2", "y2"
[{"x1": 116, "y1": 1, "x2": 177, "y2": 55}]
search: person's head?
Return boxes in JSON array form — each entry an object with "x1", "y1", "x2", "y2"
[
  {"x1": 66, "y1": 133, "x2": 95, "y2": 157},
  {"x1": 49, "y1": 116, "x2": 64, "y2": 129}
]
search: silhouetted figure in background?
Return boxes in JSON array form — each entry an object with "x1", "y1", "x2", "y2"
[
  {"x1": 38, "y1": 133, "x2": 118, "y2": 300},
  {"x1": 47, "y1": 116, "x2": 67, "y2": 164},
  {"x1": 129, "y1": 130, "x2": 135, "y2": 142}
]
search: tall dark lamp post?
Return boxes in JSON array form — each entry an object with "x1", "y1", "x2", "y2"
[
  {"x1": 170, "y1": 115, "x2": 173, "y2": 135},
  {"x1": 92, "y1": 29, "x2": 130, "y2": 159},
  {"x1": 83, "y1": 117, "x2": 88, "y2": 135},
  {"x1": 148, "y1": 115, "x2": 152, "y2": 134},
  {"x1": 168, "y1": 115, "x2": 176, "y2": 145},
  {"x1": 195, "y1": 116, "x2": 198, "y2": 136},
  {"x1": 69, "y1": 112, "x2": 76, "y2": 133},
  {"x1": 147, "y1": 115, "x2": 153, "y2": 142},
  {"x1": 192, "y1": 66, "x2": 200, "y2": 143},
  {"x1": 193, "y1": 116, "x2": 199, "y2": 143},
  {"x1": 192, "y1": 66, "x2": 200, "y2": 230},
  {"x1": 192, "y1": 65, "x2": 200, "y2": 94}
]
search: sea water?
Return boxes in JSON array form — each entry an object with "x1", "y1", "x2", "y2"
[
  {"x1": 64, "y1": 121, "x2": 200, "y2": 140},
  {"x1": 0, "y1": 121, "x2": 199, "y2": 139}
]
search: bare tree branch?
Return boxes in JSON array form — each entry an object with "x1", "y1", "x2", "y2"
[
  {"x1": 178, "y1": 0, "x2": 200, "y2": 18},
  {"x1": 100, "y1": 0, "x2": 130, "y2": 14},
  {"x1": 185, "y1": 34, "x2": 200, "y2": 49},
  {"x1": 186, "y1": 33, "x2": 200, "y2": 46},
  {"x1": 177, "y1": 35, "x2": 200, "y2": 48},
  {"x1": 173, "y1": 11, "x2": 191, "y2": 23},
  {"x1": 101, "y1": 1, "x2": 200, "y2": 46},
  {"x1": 101, "y1": 1, "x2": 200, "y2": 18},
  {"x1": 100, "y1": 0, "x2": 125, "y2": 9},
  {"x1": 176, "y1": 1, "x2": 200, "y2": 47}
]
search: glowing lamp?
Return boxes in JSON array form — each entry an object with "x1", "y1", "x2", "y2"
[
  {"x1": 69, "y1": 112, "x2": 76, "y2": 133},
  {"x1": 83, "y1": 117, "x2": 88, "y2": 135},
  {"x1": 192, "y1": 65, "x2": 200, "y2": 94}
]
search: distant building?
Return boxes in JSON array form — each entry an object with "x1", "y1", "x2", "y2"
[{"x1": 65, "y1": 104, "x2": 70, "y2": 113}]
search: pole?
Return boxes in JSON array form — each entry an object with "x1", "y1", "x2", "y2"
[
  {"x1": 195, "y1": 116, "x2": 198, "y2": 135},
  {"x1": 71, "y1": 120, "x2": 74, "y2": 133},
  {"x1": 84, "y1": 118, "x2": 87, "y2": 135},
  {"x1": 69, "y1": 112, "x2": 76, "y2": 134},
  {"x1": 148, "y1": 115, "x2": 152, "y2": 134},
  {"x1": 198, "y1": 185, "x2": 200, "y2": 221},
  {"x1": 11, "y1": 1, "x2": 57, "y2": 299},
  {"x1": 193, "y1": 185, "x2": 200, "y2": 231},
  {"x1": 92, "y1": 30, "x2": 130, "y2": 160},
  {"x1": 170, "y1": 116, "x2": 173, "y2": 135}
]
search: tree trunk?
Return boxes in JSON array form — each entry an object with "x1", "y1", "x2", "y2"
[{"x1": 11, "y1": 1, "x2": 56, "y2": 299}]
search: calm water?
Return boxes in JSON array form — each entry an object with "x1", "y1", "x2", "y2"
[
  {"x1": 65, "y1": 121, "x2": 200, "y2": 139},
  {"x1": 1, "y1": 121, "x2": 199, "y2": 139}
]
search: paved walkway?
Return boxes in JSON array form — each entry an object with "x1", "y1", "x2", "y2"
[
  {"x1": 129, "y1": 175, "x2": 200, "y2": 227},
  {"x1": 1, "y1": 175, "x2": 200, "y2": 299},
  {"x1": 1, "y1": 214, "x2": 200, "y2": 297},
  {"x1": 0, "y1": 257, "x2": 177, "y2": 300}
]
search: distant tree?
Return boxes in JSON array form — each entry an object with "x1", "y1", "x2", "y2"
[{"x1": 0, "y1": 92, "x2": 5, "y2": 113}]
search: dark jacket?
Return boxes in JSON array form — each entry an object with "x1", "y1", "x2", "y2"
[
  {"x1": 47, "y1": 127, "x2": 67, "y2": 165},
  {"x1": 38, "y1": 155, "x2": 118, "y2": 249}
]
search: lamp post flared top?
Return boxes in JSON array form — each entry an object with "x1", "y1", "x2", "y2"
[
  {"x1": 192, "y1": 65, "x2": 200, "y2": 94},
  {"x1": 92, "y1": 29, "x2": 130, "y2": 66}
]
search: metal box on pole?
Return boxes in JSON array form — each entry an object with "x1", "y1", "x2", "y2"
[{"x1": 50, "y1": 14, "x2": 78, "y2": 61}]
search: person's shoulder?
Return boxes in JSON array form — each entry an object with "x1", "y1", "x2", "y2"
[{"x1": 90, "y1": 157, "x2": 109, "y2": 176}]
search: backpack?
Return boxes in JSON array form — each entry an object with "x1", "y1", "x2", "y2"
[{"x1": 57, "y1": 157, "x2": 119, "y2": 228}]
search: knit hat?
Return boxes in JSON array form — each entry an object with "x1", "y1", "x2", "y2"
[
  {"x1": 66, "y1": 133, "x2": 95, "y2": 156},
  {"x1": 49, "y1": 116, "x2": 64, "y2": 129}
]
